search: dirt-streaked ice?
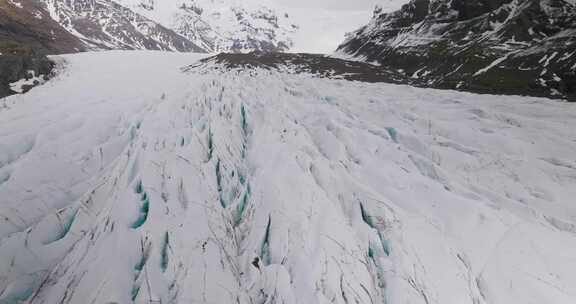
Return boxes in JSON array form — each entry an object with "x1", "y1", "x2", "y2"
[{"x1": 0, "y1": 51, "x2": 575, "y2": 304}]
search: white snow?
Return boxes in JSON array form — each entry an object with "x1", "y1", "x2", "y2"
[
  {"x1": 544, "y1": 51, "x2": 559, "y2": 67},
  {"x1": 473, "y1": 53, "x2": 513, "y2": 76},
  {"x1": 7, "y1": 0, "x2": 23, "y2": 8},
  {"x1": 112, "y1": 0, "x2": 298, "y2": 52},
  {"x1": 1, "y1": 51, "x2": 576, "y2": 304},
  {"x1": 8, "y1": 71, "x2": 46, "y2": 94}
]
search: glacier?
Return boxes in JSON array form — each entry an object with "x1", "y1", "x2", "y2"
[{"x1": 0, "y1": 51, "x2": 575, "y2": 303}]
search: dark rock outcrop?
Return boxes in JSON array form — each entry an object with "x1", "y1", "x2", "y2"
[
  {"x1": 0, "y1": 50, "x2": 54, "y2": 98},
  {"x1": 184, "y1": 52, "x2": 415, "y2": 85}
]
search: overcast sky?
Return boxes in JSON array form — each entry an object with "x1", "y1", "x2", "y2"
[
  {"x1": 270, "y1": 0, "x2": 406, "y2": 53},
  {"x1": 274, "y1": 0, "x2": 381, "y2": 10}
]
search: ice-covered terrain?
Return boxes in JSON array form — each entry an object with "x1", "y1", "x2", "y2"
[{"x1": 1, "y1": 51, "x2": 576, "y2": 304}]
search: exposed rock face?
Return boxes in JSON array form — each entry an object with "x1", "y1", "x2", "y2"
[{"x1": 338, "y1": 0, "x2": 576, "y2": 101}]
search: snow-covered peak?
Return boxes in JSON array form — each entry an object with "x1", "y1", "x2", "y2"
[
  {"x1": 114, "y1": 0, "x2": 299, "y2": 52},
  {"x1": 39, "y1": 0, "x2": 206, "y2": 52}
]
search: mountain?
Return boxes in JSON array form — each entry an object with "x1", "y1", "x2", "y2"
[
  {"x1": 337, "y1": 0, "x2": 576, "y2": 101},
  {"x1": 2, "y1": 0, "x2": 298, "y2": 53},
  {"x1": 1, "y1": 0, "x2": 298, "y2": 98},
  {"x1": 113, "y1": 0, "x2": 298, "y2": 52},
  {"x1": 1, "y1": 51, "x2": 576, "y2": 303},
  {"x1": 39, "y1": 0, "x2": 205, "y2": 52}
]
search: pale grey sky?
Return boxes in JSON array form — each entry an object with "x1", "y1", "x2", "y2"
[
  {"x1": 274, "y1": 0, "x2": 381, "y2": 10},
  {"x1": 273, "y1": 0, "x2": 408, "y2": 11},
  {"x1": 265, "y1": 0, "x2": 407, "y2": 53}
]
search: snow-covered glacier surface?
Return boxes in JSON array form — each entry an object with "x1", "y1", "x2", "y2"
[{"x1": 1, "y1": 51, "x2": 576, "y2": 304}]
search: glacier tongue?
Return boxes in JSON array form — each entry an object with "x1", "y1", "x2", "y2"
[{"x1": 1, "y1": 51, "x2": 576, "y2": 304}]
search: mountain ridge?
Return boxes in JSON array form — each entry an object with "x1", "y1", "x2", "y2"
[
  {"x1": 39, "y1": 0, "x2": 206, "y2": 52},
  {"x1": 337, "y1": 0, "x2": 576, "y2": 101},
  {"x1": 114, "y1": 0, "x2": 298, "y2": 52}
]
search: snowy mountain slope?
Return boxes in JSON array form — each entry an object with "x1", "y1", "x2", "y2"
[
  {"x1": 1, "y1": 51, "x2": 576, "y2": 303},
  {"x1": 113, "y1": 0, "x2": 298, "y2": 52},
  {"x1": 337, "y1": 0, "x2": 576, "y2": 101},
  {"x1": 39, "y1": 0, "x2": 205, "y2": 52},
  {"x1": 3, "y1": 0, "x2": 407, "y2": 54}
]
